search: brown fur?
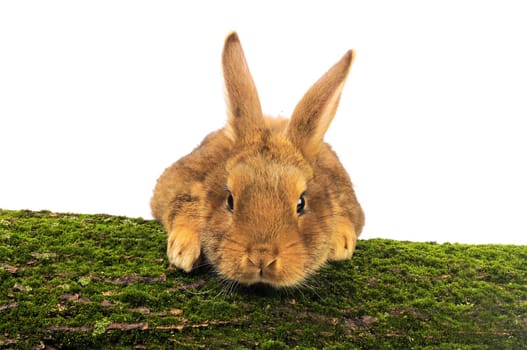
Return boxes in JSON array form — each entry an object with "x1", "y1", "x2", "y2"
[{"x1": 151, "y1": 32, "x2": 364, "y2": 287}]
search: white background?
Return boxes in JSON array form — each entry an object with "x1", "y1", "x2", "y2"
[{"x1": 1, "y1": 1, "x2": 526, "y2": 245}]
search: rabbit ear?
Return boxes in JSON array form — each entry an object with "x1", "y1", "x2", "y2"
[
  {"x1": 222, "y1": 32, "x2": 265, "y2": 143},
  {"x1": 287, "y1": 50, "x2": 355, "y2": 163}
]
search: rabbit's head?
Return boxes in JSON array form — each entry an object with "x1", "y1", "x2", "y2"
[{"x1": 199, "y1": 33, "x2": 358, "y2": 287}]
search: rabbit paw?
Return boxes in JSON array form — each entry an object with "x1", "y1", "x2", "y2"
[
  {"x1": 167, "y1": 227, "x2": 201, "y2": 272},
  {"x1": 329, "y1": 218, "x2": 357, "y2": 261}
]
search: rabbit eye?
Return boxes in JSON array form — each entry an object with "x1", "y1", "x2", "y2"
[
  {"x1": 297, "y1": 194, "x2": 306, "y2": 215},
  {"x1": 226, "y1": 192, "x2": 234, "y2": 212}
]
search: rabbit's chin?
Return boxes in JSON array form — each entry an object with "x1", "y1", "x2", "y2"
[{"x1": 219, "y1": 266, "x2": 307, "y2": 288}]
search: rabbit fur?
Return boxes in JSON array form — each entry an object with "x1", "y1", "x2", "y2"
[{"x1": 151, "y1": 32, "x2": 364, "y2": 287}]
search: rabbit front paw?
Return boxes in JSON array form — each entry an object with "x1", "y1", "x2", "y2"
[
  {"x1": 329, "y1": 218, "x2": 357, "y2": 261},
  {"x1": 167, "y1": 227, "x2": 201, "y2": 272}
]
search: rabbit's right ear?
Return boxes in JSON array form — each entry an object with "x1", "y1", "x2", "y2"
[
  {"x1": 287, "y1": 50, "x2": 355, "y2": 164},
  {"x1": 222, "y1": 32, "x2": 265, "y2": 143}
]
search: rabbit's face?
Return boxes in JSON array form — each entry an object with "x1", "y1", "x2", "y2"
[{"x1": 201, "y1": 139, "x2": 333, "y2": 287}]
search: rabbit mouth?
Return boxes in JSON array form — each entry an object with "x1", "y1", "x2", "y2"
[
  {"x1": 212, "y1": 237, "x2": 312, "y2": 288},
  {"x1": 224, "y1": 255, "x2": 307, "y2": 288},
  {"x1": 233, "y1": 257, "x2": 283, "y2": 286}
]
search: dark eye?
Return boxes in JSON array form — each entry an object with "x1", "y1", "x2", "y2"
[
  {"x1": 297, "y1": 194, "x2": 306, "y2": 215},
  {"x1": 226, "y1": 192, "x2": 234, "y2": 212}
]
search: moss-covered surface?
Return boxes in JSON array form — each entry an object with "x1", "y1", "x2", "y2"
[{"x1": 1, "y1": 209, "x2": 526, "y2": 349}]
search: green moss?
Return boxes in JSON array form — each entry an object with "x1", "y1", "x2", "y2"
[{"x1": 1, "y1": 209, "x2": 526, "y2": 349}]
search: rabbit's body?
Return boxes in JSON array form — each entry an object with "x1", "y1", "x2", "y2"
[{"x1": 151, "y1": 33, "x2": 364, "y2": 287}]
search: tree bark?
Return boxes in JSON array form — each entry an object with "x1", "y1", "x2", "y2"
[{"x1": 1, "y1": 209, "x2": 526, "y2": 349}]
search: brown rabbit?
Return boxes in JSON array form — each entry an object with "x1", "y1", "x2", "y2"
[{"x1": 151, "y1": 32, "x2": 364, "y2": 288}]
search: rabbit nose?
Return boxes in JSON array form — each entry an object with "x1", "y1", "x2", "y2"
[
  {"x1": 247, "y1": 246, "x2": 279, "y2": 275},
  {"x1": 247, "y1": 256, "x2": 277, "y2": 269},
  {"x1": 247, "y1": 256, "x2": 278, "y2": 277}
]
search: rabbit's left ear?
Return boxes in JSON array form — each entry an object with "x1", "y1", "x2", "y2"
[
  {"x1": 287, "y1": 50, "x2": 355, "y2": 163},
  {"x1": 222, "y1": 32, "x2": 265, "y2": 143}
]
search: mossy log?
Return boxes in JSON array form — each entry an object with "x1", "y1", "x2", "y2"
[{"x1": 1, "y1": 209, "x2": 526, "y2": 349}]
